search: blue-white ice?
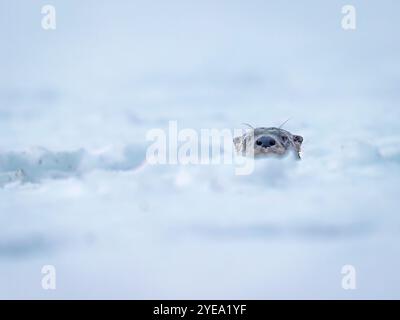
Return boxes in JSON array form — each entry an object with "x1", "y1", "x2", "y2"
[{"x1": 1, "y1": 0, "x2": 400, "y2": 299}]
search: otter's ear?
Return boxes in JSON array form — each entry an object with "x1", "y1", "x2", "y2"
[
  {"x1": 293, "y1": 135, "x2": 303, "y2": 144},
  {"x1": 233, "y1": 136, "x2": 243, "y2": 153}
]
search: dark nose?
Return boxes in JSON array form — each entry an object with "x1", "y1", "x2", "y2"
[{"x1": 256, "y1": 136, "x2": 276, "y2": 148}]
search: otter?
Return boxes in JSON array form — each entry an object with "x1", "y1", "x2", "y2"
[{"x1": 233, "y1": 126, "x2": 303, "y2": 159}]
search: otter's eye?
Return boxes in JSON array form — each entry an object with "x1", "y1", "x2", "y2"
[{"x1": 256, "y1": 140, "x2": 262, "y2": 146}]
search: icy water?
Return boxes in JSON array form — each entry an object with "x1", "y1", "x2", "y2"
[{"x1": 1, "y1": 0, "x2": 400, "y2": 298}]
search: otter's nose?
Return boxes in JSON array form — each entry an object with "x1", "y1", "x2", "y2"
[{"x1": 256, "y1": 136, "x2": 276, "y2": 148}]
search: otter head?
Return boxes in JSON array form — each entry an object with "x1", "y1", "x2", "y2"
[{"x1": 233, "y1": 127, "x2": 303, "y2": 159}]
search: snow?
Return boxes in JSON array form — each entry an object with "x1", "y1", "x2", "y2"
[{"x1": 1, "y1": 0, "x2": 400, "y2": 299}]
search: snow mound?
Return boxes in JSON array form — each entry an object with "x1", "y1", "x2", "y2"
[{"x1": 0, "y1": 145, "x2": 146, "y2": 186}]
